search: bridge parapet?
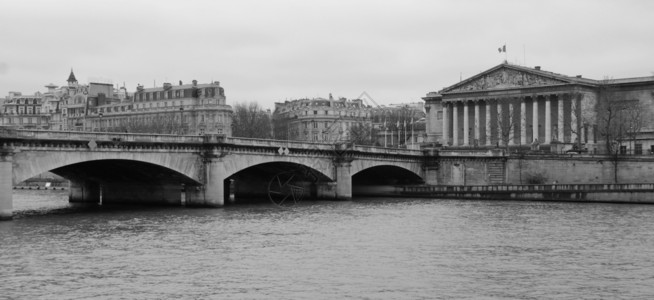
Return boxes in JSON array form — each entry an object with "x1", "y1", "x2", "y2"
[
  {"x1": 352, "y1": 145, "x2": 423, "y2": 156},
  {"x1": 3, "y1": 129, "x2": 205, "y2": 144},
  {"x1": 438, "y1": 149, "x2": 507, "y2": 157},
  {"x1": 224, "y1": 136, "x2": 334, "y2": 151}
]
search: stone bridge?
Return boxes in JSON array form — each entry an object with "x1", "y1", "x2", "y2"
[{"x1": 1, "y1": 129, "x2": 446, "y2": 219}]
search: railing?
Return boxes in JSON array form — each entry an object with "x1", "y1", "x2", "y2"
[{"x1": 403, "y1": 183, "x2": 654, "y2": 193}]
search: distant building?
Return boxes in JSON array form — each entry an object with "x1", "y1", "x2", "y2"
[
  {"x1": 1, "y1": 70, "x2": 233, "y2": 136},
  {"x1": 273, "y1": 95, "x2": 373, "y2": 143},
  {"x1": 86, "y1": 79, "x2": 232, "y2": 135},
  {"x1": 0, "y1": 91, "x2": 49, "y2": 130}
]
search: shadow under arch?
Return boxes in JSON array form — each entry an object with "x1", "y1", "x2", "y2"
[
  {"x1": 352, "y1": 165, "x2": 424, "y2": 197},
  {"x1": 225, "y1": 161, "x2": 333, "y2": 205},
  {"x1": 50, "y1": 159, "x2": 202, "y2": 206},
  {"x1": 50, "y1": 159, "x2": 201, "y2": 185}
]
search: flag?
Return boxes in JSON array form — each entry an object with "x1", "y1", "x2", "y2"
[{"x1": 498, "y1": 44, "x2": 506, "y2": 53}]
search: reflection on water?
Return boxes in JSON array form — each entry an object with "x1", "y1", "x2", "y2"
[{"x1": 2, "y1": 189, "x2": 654, "y2": 299}]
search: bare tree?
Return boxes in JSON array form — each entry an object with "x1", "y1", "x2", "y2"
[
  {"x1": 496, "y1": 98, "x2": 521, "y2": 149},
  {"x1": 112, "y1": 113, "x2": 180, "y2": 134},
  {"x1": 596, "y1": 79, "x2": 648, "y2": 183},
  {"x1": 232, "y1": 102, "x2": 272, "y2": 139},
  {"x1": 349, "y1": 122, "x2": 378, "y2": 146}
]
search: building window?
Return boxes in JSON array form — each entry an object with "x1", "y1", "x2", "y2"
[
  {"x1": 313, "y1": 121, "x2": 317, "y2": 128},
  {"x1": 324, "y1": 110, "x2": 328, "y2": 115},
  {"x1": 437, "y1": 111, "x2": 443, "y2": 120},
  {"x1": 314, "y1": 110, "x2": 317, "y2": 115},
  {"x1": 635, "y1": 144, "x2": 643, "y2": 155}
]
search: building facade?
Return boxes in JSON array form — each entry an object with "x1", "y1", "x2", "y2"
[
  {"x1": 0, "y1": 91, "x2": 49, "y2": 130},
  {"x1": 1, "y1": 70, "x2": 233, "y2": 136},
  {"x1": 423, "y1": 63, "x2": 654, "y2": 154},
  {"x1": 273, "y1": 96, "x2": 373, "y2": 143},
  {"x1": 85, "y1": 80, "x2": 232, "y2": 135}
]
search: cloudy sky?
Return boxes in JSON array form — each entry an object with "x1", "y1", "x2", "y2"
[{"x1": 1, "y1": 0, "x2": 652, "y2": 108}]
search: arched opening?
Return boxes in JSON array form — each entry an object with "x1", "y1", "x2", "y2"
[
  {"x1": 50, "y1": 159, "x2": 200, "y2": 206},
  {"x1": 352, "y1": 165, "x2": 424, "y2": 197},
  {"x1": 226, "y1": 161, "x2": 332, "y2": 205}
]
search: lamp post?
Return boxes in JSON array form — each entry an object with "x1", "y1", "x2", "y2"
[
  {"x1": 179, "y1": 107, "x2": 184, "y2": 135},
  {"x1": 98, "y1": 112, "x2": 103, "y2": 132}
]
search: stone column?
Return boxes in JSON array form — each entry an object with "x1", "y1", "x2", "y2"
[
  {"x1": 442, "y1": 103, "x2": 450, "y2": 145},
  {"x1": 335, "y1": 161, "x2": 352, "y2": 200},
  {"x1": 508, "y1": 101, "x2": 515, "y2": 145},
  {"x1": 463, "y1": 101, "x2": 469, "y2": 146},
  {"x1": 0, "y1": 152, "x2": 13, "y2": 220},
  {"x1": 497, "y1": 100, "x2": 503, "y2": 146},
  {"x1": 485, "y1": 100, "x2": 492, "y2": 146},
  {"x1": 558, "y1": 95, "x2": 565, "y2": 143},
  {"x1": 532, "y1": 95, "x2": 539, "y2": 142},
  {"x1": 452, "y1": 102, "x2": 459, "y2": 146},
  {"x1": 520, "y1": 98, "x2": 527, "y2": 145},
  {"x1": 545, "y1": 95, "x2": 552, "y2": 143},
  {"x1": 474, "y1": 100, "x2": 480, "y2": 146},
  {"x1": 570, "y1": 94, "x2": 578, "y2": 144}
]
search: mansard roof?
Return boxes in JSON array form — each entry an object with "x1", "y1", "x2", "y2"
[
  {"x1": 67, "y1": 69, "x2": 77, "y2": 83},
  {"x1": 439, "y1": 63, "x2": 598, "y2": 94}
]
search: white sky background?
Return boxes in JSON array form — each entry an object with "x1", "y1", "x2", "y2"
[{"x1": 1, "y1": 0, "x2": 653, "y2": 108}]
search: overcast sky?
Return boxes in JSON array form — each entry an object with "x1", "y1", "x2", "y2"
[{"x1": 1, "y1": 0, "x2": 653, "y2": 108}]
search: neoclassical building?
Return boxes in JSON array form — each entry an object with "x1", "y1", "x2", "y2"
[{"x1": 423, "y1": 63, "x2": 654, "y2": 154}]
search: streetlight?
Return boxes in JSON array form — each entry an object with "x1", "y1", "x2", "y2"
[
  {"x1": 179, "y1": 107, "x2": 184, "y2": 135},
  {"x1": 99, "y1": 112, "x2": 103, "y2": 132}
]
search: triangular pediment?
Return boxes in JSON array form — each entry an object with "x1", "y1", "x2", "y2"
[{"x1": 442, "y1": 64, "x2": 575, "y2": 93}]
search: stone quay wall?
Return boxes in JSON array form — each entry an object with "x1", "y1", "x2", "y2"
[{"x1": 505, "y1": 155, "x2": 654, "y2": 185}]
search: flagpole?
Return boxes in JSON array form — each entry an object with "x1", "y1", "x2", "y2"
[
  {"x1": 384, "y1": 128, "x2": 387, "y2": 147},
  {"x1": 411, "y1": 119, "x2": 414, "y2": 147},
  {"x1": 504, "y1": 43, "x2": 507, "y2": 62}
]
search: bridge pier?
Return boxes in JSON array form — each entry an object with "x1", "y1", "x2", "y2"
[
  {"x1": 69, "y1": 180, "x2": 100, "y2": 204},
  {"x1": 186, "y1": 158, "x2": 226, "y2": 207},
  {"x1": 423, "y1": 167, "x2": 439, "y2": 185},
  {"x1": 335, "y1": 162, "x2": 352, "y2": 200},
  {"x1": 0, "y1": 152, "x2": 13, "y2": 220}
]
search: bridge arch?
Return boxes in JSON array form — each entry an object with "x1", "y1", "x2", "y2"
[
  {"x1": 221, "y1": 154, "x2": 334, "y2": 181},
  {"x1": 350, "y1": 160, "x2": 424, "y2": 182},
  {"x1": 224, "y1": 161, "x2": 334, "y2": 203},
  {"x1": 11, "y1": 150, "x2": 202, "y2": 185},
  {"x1": 352, "y1": 164, "x2": 424, "y2": 185}
]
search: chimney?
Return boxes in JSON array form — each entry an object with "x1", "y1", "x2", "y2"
[
  {"x1": 534, "y1": 66, "x2": 541, "y2": 70},
  {"x1": 163, "y1": 82, "x2": 172, "y2": 90},
  {"x1": 192, "y1": 80, "x2": 197, "y2": 87},
  {"x1": 576, "y1": 75, "x2": 583, "y2": 78}
]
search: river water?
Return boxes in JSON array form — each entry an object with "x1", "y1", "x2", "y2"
[{"x1": 2, "y1": 189, "x2": 654, "y2": 299}]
